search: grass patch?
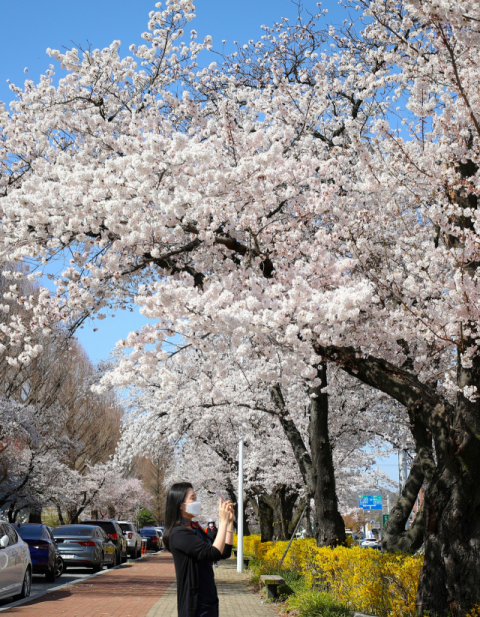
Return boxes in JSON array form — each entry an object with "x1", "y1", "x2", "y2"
[
  {"x1": 247, "y1": 560, "x2": 350, "y2": 616},
  {"x1": 285, "y1": 589, "x2": 350, "y2": 617}
]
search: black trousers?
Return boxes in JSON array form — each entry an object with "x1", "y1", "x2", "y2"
[{"x1": 196, "y1": 604, "x2": 219, "y2": 617}]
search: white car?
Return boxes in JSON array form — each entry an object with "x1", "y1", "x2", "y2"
[
  {"x1": 360, "y1": 538, "x2": 381, "y2": 550},
  {"x1": 0, "y1": 521, "x2": 32, "y2": 601},
  {"x1": 118, "y1": 521, "x2": 142, "y2": 558}
]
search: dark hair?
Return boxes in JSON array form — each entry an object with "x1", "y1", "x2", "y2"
[{"x1": 163, "y1": 482, "x2": 193, "y2": 551}]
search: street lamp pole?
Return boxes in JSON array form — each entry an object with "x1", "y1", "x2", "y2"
[{"x1": 237, "y1": 439, "x2": 244, "y2": 573}]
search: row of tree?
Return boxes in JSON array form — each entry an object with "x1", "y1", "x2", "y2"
[
  {"x1": 0, "y1": 271, "x2": 163, "y2": 524},
  {"x1": 1, "y1": 0, "x2": 480, "y2": 613}
]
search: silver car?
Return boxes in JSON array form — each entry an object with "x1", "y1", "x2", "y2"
[
  {"x1": 0, "y1": 522, "x2": 32, "y2": 601},
  {"x1": 52, "y1": 525, "x2": 116, "y2": 571},
  {"x1": 118, "y1": 522, "x2": 142, "y2": 558}
]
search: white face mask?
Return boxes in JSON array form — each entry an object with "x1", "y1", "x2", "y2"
[{"x1": 183, "y1": 500, "x2": 202, "y2": 517}]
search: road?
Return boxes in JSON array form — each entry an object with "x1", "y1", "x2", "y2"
[{"x1": 0, "y1": 553, "x2": 159, "y2": 610}]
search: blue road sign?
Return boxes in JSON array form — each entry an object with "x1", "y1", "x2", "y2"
[{"x1": 358, "y1": 495, "x2": 383, "y2": 510}]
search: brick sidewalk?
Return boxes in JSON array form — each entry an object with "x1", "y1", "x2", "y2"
[
  {"x1": 147, "y1": 558, "x2": 278, "y2": 617},
  {"x1": 7, "y1": 554, "x2": 277, "y2": 617},
  {"x1": 8, "y1": 553, "x2": 176, "y2": 617}
]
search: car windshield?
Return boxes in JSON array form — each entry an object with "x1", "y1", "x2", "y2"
[
  {"x1": 15, "y1": 525, "x2": 44, "y2": 539},
  {"x1": 83, "y1": 521, "x2": 116, "y2": 534},
  {"x1": 119, "y1": 523, "x2": 132, "y2": 532},
  {"x1": 139, "y1": 529, "x2": 156, "y2": 536},
  {"x1": 53, "y1": 526, "x2": 95, "y2": 537}
]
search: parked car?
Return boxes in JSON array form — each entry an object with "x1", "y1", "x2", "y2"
[
  {"x1": 118, "y1": 521, "x2": 141, "y2": 558},
  {"x1": 0, "y1": 521, "x2": 32, "y2": 601},
  {"x1": 360, "y1": 538, "x2": 381, "y2": 550},
  {"x1": 52, "y1": 524, "x2": 116, "y2": 571},
  {"x1": 13, "y1": 523, "x2": 63, "y2": 582},
  {"x1": 141, "y1": 526, "x2": 164, "y2": 549},
  {"x1": 138, "y1": 528, "x2": 162, "y2": 552},
  {"x1": 153, "y1": 527, "x2": 164, "y2": 550},
  {"x1": 80, "y1": 520, "x2": 127, "y2": 564}
]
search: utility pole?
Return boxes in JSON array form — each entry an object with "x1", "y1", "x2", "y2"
[{"x1": 237, "y1": 439, "x2": 244, "y2": 573}]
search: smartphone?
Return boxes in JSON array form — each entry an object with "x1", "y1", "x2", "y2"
[{"x1": 215, "y1": 491, "x2": 225, "y2": 502}]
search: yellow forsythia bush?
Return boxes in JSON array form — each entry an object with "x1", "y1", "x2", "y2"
[{"x1": 238, "y1": 534, "x2": 423, "y2": 617}]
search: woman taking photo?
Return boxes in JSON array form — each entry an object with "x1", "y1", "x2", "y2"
[{"x1": 163, "y1": 482, "x2": 235, "y2": 617}]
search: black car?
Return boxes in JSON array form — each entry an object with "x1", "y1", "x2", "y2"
[
  {"x1": 138, "y1": 528, "x2": 162, "y2": 552},
  {"x1": 80, "y1": 520, "x2": 127, "y2": 563},
  {"x1": 13, "y1": 524, "x2": 63, "y2": 582}
]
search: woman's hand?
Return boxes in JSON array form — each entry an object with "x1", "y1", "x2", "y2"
[
  {"x1": 218, "y1": 499, "x2": 233, "y2": 523},
  {"x1": 227, "y1": 504, "x2": 234, "y2": 524}
]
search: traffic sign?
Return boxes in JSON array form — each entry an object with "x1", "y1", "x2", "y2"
[
  {"x1": 358, "y1": 495, "x2": 383, "y2": 510},
  {"x1": 383, "y1": 514, "x2": 390, "y2": 527}
]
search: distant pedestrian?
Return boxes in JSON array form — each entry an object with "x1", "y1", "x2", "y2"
[
  {"x1": 206, "y1": 519, "x2": 218, "y2": 568},
  {"x1": 206, "y1": 519, "x2": 218, "y2": 542},
  {"x1": 163, "y1": 482, "x2": 234, "y2": 617}
]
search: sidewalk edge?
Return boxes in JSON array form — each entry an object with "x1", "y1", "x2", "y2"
[{"x1": 0, "y1": 554, "x2": 152, "y2": 613}]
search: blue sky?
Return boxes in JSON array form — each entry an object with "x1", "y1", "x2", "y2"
[
  {"x1": 0, "y1": 0, "x2": 399, "y2": 482},
  {"x1": 0, "y1": 0, "x2": 353, "y2": 104}
]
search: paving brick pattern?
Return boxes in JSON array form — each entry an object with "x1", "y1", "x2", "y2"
[
  {"x1": 7, "y1": 554, "x2": 277, "y2": 617},
  {"x1": 147, "y1": 558, "x2": 278, "y2": 617},
  {"x1": 8, "y1": 554, "x2": 176, "y2": 617}
]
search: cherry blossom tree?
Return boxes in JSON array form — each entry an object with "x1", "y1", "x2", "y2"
[
  {"x1": 2, "y1": 0, "x2": 480, "y2": 611},
  {"x1": 114, "y1": 342, "x2": 398, "y2": 542}
]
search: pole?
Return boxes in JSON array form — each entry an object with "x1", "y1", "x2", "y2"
[
  {"x1": 237, "y1": 439, "x2": 244, "y2": 573},
  {"x1": 279, "y1": 505, "x2": 307, "y2": 568}
]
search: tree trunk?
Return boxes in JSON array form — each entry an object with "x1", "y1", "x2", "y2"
[
  {"x1": 315, "y1": 343, "x2": 480, "y2": 615},
  {"x1": 308, "y1": 363, "x2": 346, "y2": 547},
  {"x1": 415, "y1": 358, "x2": 480, "y2": 617},
  {"x1": 270, "y1": 373, "x2": 345, "y2": 547},
  {"x1": 288, "y1": 497, "x2": 308, "y2": 537},
  {"x1": 28, "y1": 507, "x2": 42, "y2": 524},
  {"x1": 272, "y1": 487, "x2": 285, "y2": 540},
  {"x1": 272, "y1": 486, "x2": 294, "y2": 541},
  {"x1": 417, "y1": 462, "x2": 480, "y2": 616},
  {"x1": 56, "y1": 504, "x2": 65, "y2": 525},
  {"x1": 383, "y1": 413, "x2": 434, "y2": 553},
  {"x1": 67, "y1": 508, "x2": 79, "y2": 524},
  {"x1": 252, "y1": 495, "x2": 274, "y2": 542}
]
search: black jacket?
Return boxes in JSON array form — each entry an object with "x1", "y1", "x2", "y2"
[
  {"x1": 206, "y1": 527, "x2": 218, "y2": 542},
  {"x1": 169, "y1": 525, "x2": 232, "y2": 617}
]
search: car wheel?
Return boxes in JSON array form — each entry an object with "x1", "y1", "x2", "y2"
[
  {"x1": 92, "y1": 553, "x2": 104, "y2": 573},
  {"x1": 14, "y1": 568, "x2": 32, "y2": 600},
  {"x1": 45, "y1": 565, "x2": 56, "y2": 583},
  {"x1": 135, "y1": 544, "x2": 140, "y2": 559},
  {"x1": 54, "y1": 558, "x2": 64, "y2": 579}
]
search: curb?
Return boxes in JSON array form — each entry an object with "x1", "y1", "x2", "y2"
[{"x1": 0, "y1": 553, "x2": 155, "y2": 613}]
